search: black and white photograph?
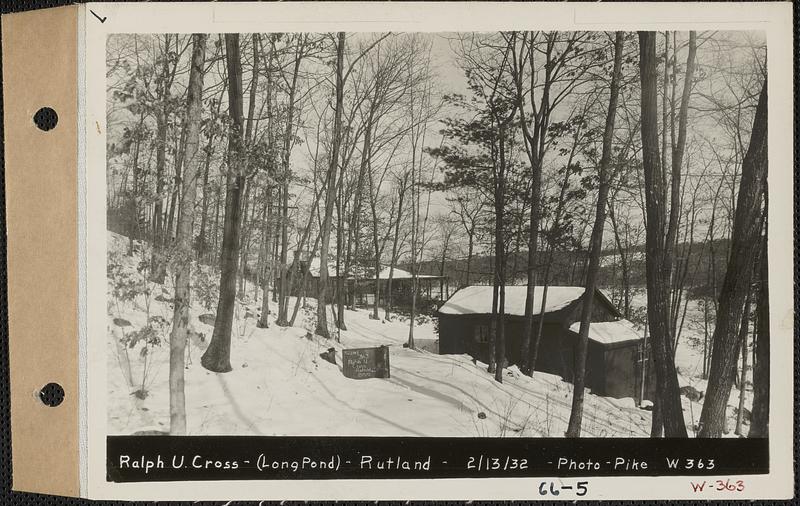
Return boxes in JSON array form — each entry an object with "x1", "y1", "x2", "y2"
[
  {"x1": 1, "y1": 0, "x2": 794, "y2": 501},
  {"x1": 102, "y1": 27, "x2": 771, "y2": 441}
]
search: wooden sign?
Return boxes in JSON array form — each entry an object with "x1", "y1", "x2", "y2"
[{"x1": 342, "y1": 346, "x2": 390, "y2": 379}]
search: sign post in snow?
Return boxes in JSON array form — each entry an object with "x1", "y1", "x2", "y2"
[{"x1": 342, "y1": 346, "x2": 390, "y2": 379}]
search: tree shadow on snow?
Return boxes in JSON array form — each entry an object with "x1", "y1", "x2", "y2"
[
  {"x1": 214, "y1": 374, "x2": 265, "y2": 435},
  {"x1": 307, "y1": 372, "x2": 428, "y2": 436}
]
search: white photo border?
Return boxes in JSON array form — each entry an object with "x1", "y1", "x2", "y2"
[{"x1": 82, "y1": 2, "x2": 795, "y2": 500}]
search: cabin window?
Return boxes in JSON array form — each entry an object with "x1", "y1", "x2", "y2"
[{"x1": 474, "y1": 324, "x2": 490, "y2": 343}]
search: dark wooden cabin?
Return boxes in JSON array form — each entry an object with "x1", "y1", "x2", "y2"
[
  {"x1": 304, "y1": 259, "x2": 449, "y2": 308},
  {"x1": 436, "y1": 285, "x2": 655, "y2": 401}
]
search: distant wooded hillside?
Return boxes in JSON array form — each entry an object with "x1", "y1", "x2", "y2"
[{"x1": 411, "y1": 237, "x2": 732, "y2": 301}]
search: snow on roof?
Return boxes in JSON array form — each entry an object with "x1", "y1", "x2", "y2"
[
  {"x1": 568, "y1": 319, "x2": 642, "y2": 345},
  {"x1": 438, "y1": 285, "x2": 586, "y2": 316},
  {"x1": 307, "y1": 258, "x2": 440, "y2": 279},
  {"x1": 373, "y1": 266, "x2": 440, "y2": 280},
  {"x1": 307, "y1": 257, "x2": 336, "y2": 277}
]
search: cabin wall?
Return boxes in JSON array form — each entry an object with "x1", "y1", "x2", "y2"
[
  {"x1": 603, "y1": 344, "x2": 638, "y2": 399},
  {"x1": 557, "y1": 338, "x2": 606, "y2": 395},
  {"x1": 529, "y1": 322, "x2": 572, "y2": 377},
  {"x1": 438, "y1": 315, "x2": 584, "y2": 382},
  {"x1": 437, "y1": 315, "x2": 470, "y2": 355},
  {"x1": 438, "y1": 312, "x2": 646, "y2": 399}
]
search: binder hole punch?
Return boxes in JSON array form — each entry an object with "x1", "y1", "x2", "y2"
[
  {"x1": 38, "y1": 382, "x2": 65, "y2": 407},
  {"x1": 33, "y1": 106, "x2": 58, "y2": 131}
]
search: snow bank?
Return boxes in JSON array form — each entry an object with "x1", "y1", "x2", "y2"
[{"x1": 438, "y1": 285, "x2": 585, "y2": 316}]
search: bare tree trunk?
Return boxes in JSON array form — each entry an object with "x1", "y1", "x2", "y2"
[
  {"x1": 638, "y1": 31, "x2": 687, "y2": 437},
  {"x1": 651, "y1": 399, "x2": 663, "y2": 438},
  {"x1": 749, "y1": 227, "x2": 769, "y2": 437},
  {"x1": 699, "y1": 86, "x2": 767, "y2": 437},
  {"x1": 149, "y1": 142, "x2": 165, "y2": 250},
  {"x1": 127, "y1": 113, "x2": 145, "y2": 255},
  {"x1": 407, "y1": 91, "x2": 421, "y2": 351},
  {"x1": 699, "y1": 81, "x2": 768, "y2": 437},
  {"x1": 734, "y1": 291, "x2": 752, "y2": 436},
  {"x1": 237, "y1": 182, "x2": 251, "y2": 298},
  {"x1": 277, "y1": 178, "x2": 290, "y2": 323},
  {"x1": 276, "y1": 40, "x2": 304, "y2": 325},
  {"x1": 488, "y1": 256, "x2": 497, "y2": 375},
  {"x1": 369, "y1": 173, "x2": 382, "y2": 320},
  {"x1": 371, "y1": 203, "x2": 381, "y2": 320},
  {"x1": 166, "y1": 125, "x2": 188, "y2": 249},
  {"x1": 335, "y1": 157, "x2": 348, "y2": 332},
  {"x1": 282, "y1": 185, "x2": 323, "y2": 317},
  {"x1": 201, "y1": 34, "x2": 246, "y2": 373},
  {"x1": 664, "y1": 31, "x2": 697, "y2": 351},
  {"x1": 150, "y1": 35, "x2": 173, "y2": 284},
  {"x1": 212, "y1": 181, "x2": 221, "y2": 260},
  {"x1": 438, "y1": 229, "x2": 451, "y2": 297},
  {"x1": 530, "y1": 276, "x2": 550, "y2": 373},
  {"x1": 521, "y1": 175, "x2": 541, "y2": 375},
  {"x1": 291, "y1": 230, "x2": 322, "y2": 327},
  {"x1": 465, "y1": 232, "x2": 474, "y2": 287},
  {"x1": 236, "y1": 34, "x2": 262, "y2": 302},
  {"x1": 257, "y1": 191, "x2": 273, "y2": 329},
  {"x1": 703, "y1": 296, "x2": 710, "y2": 379},
  {"x1": 316, "y1": 33, "x2": 345, "y2": 339},
  {"x1": 345, "y1": 107, "x2": 374, "y2": 314},
  {"x1": 196, "y1": 139, "x2": 213, "y2": 262},
  {"x1": 532, "y1": 113, "x2": 584, "y2": 373},
  {"x1": 408, "y1": 168, "x2": 418, "y2": 350},
  {"x1": 169, "y1": 33, "x2": 206, "y2": 434},
  {"x1": 271, "y1": 198, "x2": 281, "y2": 304},
  {"x1": 384, "y1": 176, "x2": 407, "y2": 320},
  {"x1": 608, "y1": 203, "x2": 631, "y2": 318},
  {"x1": 566, "y1": 32, "x2": 623, "y2": 438},
  {"x1": 492, "y1": 123, "x2": 510, "y2": 384}
]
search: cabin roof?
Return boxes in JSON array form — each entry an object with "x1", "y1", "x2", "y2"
[
  {"x1": 307, "y1": 258, "x2": 443, "y2": 280},
  {"x1": 567, "y1": 319, "x2": 642, "y2": 345},
  {"x1": 437, "y1": 285, "x2": 621, "y2": 318},
  {"x1": 438, "y1": 285, "x2": 578, "y2": 316}
]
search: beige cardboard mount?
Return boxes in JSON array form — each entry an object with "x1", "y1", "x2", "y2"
[{"x1": 3, "y1": 5, "x2": 80, "y2": 497}]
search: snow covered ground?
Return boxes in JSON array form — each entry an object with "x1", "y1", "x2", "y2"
[{"x1": 105, "y1": 231, "x2": 749, "y2": 438}]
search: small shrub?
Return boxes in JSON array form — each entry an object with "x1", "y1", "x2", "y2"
[{"x1": 193, "y1": 268, "x2": 219, "y2": 311}]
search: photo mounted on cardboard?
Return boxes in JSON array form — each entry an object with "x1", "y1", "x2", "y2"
[{"x1": 1, "y1": 1, "x2": 794, "y2": 501}]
